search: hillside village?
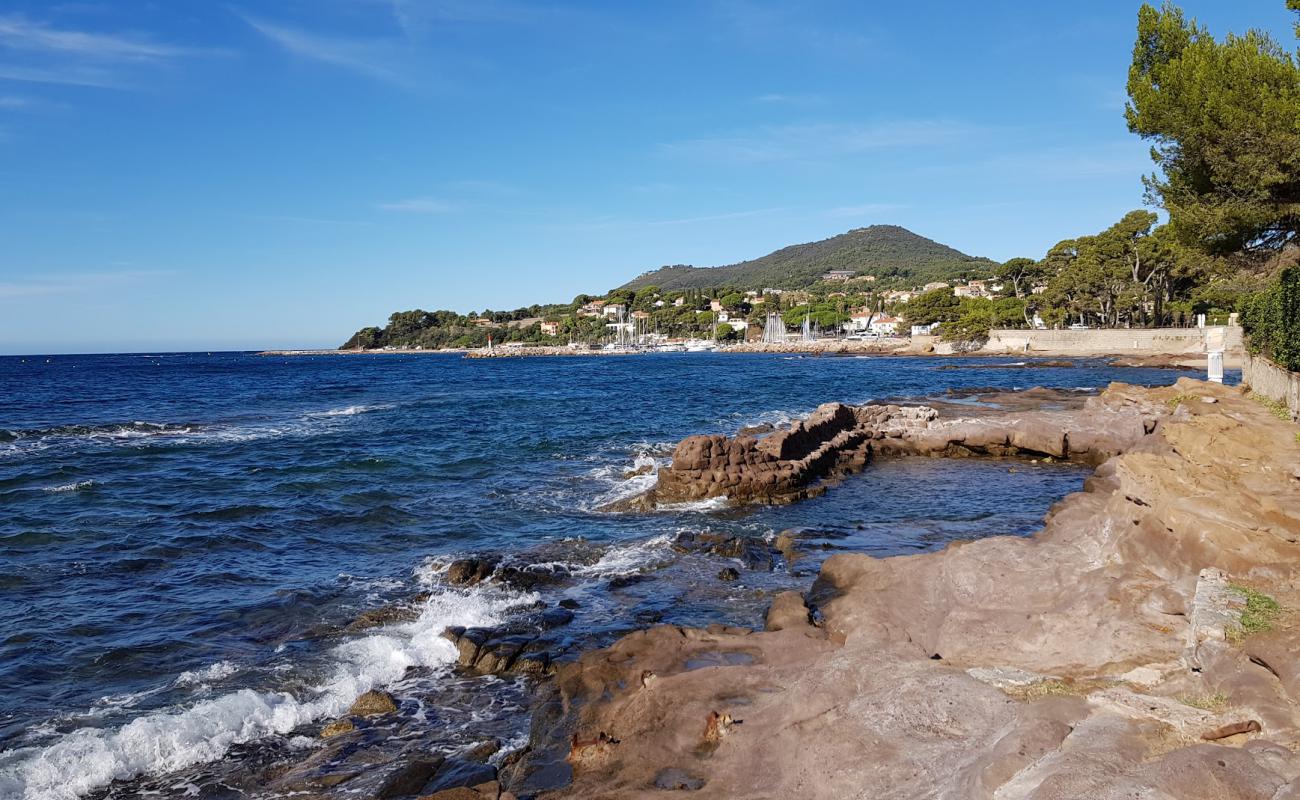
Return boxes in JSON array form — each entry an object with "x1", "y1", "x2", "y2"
[
  {"x1": 344, "y1": 208, "x2": 1280, "y2": 352},
  {"x1": 344, "y1": 272, "x2": 998, "y2": 352}
]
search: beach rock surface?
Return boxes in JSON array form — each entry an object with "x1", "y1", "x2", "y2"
[
  {"x1": 505, "y1": 379, "x2": 1300, "y2": 799},
  {"x1": 612, "y1": 384, "x2": 1166, "y2": 510}
]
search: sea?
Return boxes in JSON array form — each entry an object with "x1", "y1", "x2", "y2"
[{"x1": 0, "y1": 351, "x2": 1228, "y2": 799}]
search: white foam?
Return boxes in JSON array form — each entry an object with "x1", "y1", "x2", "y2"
[
  {"x1": 172, "y1": 661, "x2": 239, "y2": 689},
  {"x1": 589, "y1": 467, "x2": 661, "y2": 509},
  {"x1": 571, "y1": 534, "x2": 673, "y2": 578},
  {"x1": 657, "y1": 496, "x2": 731, "y2": 512},
  {"x1": 0, "y1": 587, "x2": 536, "y2": 800},
  {"x1": 304, "y1": 404, "x2": 394, "y2": 418},
  {"x1": 42, "y1": 480, "x2": 94, "y2": 493},
  {"x1": 1, "y1": 404, "x2": 390, "y2": 463}
]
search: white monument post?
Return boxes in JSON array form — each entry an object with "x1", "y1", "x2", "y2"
[
  {"x1": 1205, "y1": 327, "x2": 1225, "y2": 383},
  {"x1": 1207, "y1": 350, "x2": 1224, "y2": 383}
]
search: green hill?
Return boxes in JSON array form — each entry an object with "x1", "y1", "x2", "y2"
[{"x1": 620, "y1": 225, "x2": 994, "y2": 290}]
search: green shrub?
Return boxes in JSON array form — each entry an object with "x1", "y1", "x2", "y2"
[
  {"x1": 1227, "y1": 584, "x2": 1282, "y2": 641},
  {"x1": 1241, "y1": 267, "x2": 1300, "y2": 371},
  {"x1": 1250, "y1": 392, "x2": 1293, "y2": 422}
]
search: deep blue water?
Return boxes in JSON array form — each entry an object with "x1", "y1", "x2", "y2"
[{"x1": 0, "y1": 351, "x2": 1219, "y2": 799}]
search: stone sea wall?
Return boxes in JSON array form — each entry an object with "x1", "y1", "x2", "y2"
[
  {"x1": 984, "y1": 326, "x2": 1242, "y2": 355},
  {"x1": 1243, "y1": 352, "x2": 1300, "y2": 420}
]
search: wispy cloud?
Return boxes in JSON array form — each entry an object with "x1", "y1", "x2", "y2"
[
  {"x1": 0, "y1": 14, "x2": 211, "y2": 62},
  {"x1": 660, "y1": 120, "x2": 977, "y2": 164},
  {"x1": 826, "y1": 203, "x2": 906, "y2": 218},
  {"x1": 241, "y1": 13, "x2": 405, "y2": 84},
  {"x1": 444, "y1": 178, "x2": 520, "y2": 196},
  {"x1": 0, "y1": 269, "x2": 170, "y2": 300},
  {"x1": 0, "y1": 13, "x2": 222, "y2": 89},
  {"x1": 712, "y1": 0, "x2": 875, "y2": 57},
  {"x1": 933, "y1": 142, "x2": 1151, "y2": 182},
  {"x1": 0, "y1": 62, "x2": 120, "y2": 88},
  {"x1": 376, "y1": 180, "x2": 520, "y2": 214},
  {"x1": 384, "y1": 0, "x2": 559, "y2": 34},
  {"x1": 377, "y1": 197, "x2": 456, "y2": 214},
  {"x1": 544, "y1": 207, "x2": 782, "y2": 232},
  {"x1": 253, "y1": 214, "x2": 376, "y2": 227},
  {"x1": 754, "y1": 92, "x2": 823, "y2": 105}
]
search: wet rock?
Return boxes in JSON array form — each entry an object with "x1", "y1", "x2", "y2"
[
  {"x1": 717, "y1": 567, "x2": 740, "y2": 582},
  {"x1": 773, "y1": 530, "x2": 799, "y2": 562},
  {"x1": 447, "y1": 558, "x2": 496, "y2": 586},
  {"x1": 623, "y1": 463, "x2": 654, "y2": 479},
  {"x1": 472, "y1": 634, "x2": 533, "y2": 674},
  {"x1": 452, "y1": 627, "x2": 489, "y2": 665},
  {"x1": 418, "y1": 782, "x2": 500, "y2": 800},
  {"x1": 608, "y1": 573, "x2": 648, "y2": 590},
  {"x1": 423, "y1": 758, "x2": 498, "y2": 795},
  {"x1": 558, "y1": 598, "x2": 580, "y2": 610},
  {"x1": 319, "y1": 718, "x2": 356, "y2": 738},
  {"x1": 672, "y1": 531, "x2": 774, "y2": 571},
  {"x1": 635, "y1": 609, "x2": 665, "y2": 624},
  {"x1": 510, "y1": 639, "x2": 555, "y2": 676},
  {"x1": 347, "y1": 604, "x2": 421, "y2": 632},
  {"x1": 654, "y1": 767, "x2": 705, "y2": 790},
  {"x1": 494, "y1": 564, "x2": 569, "y2": 592},
  {"x1": 442, "y1": 626, "x2": 557, "y2": 677},
  {"x1": 376, "y1": 757, "x2": 445, "y2": 799},
  {"x1": 461, "y1": 738, "x2": 502, "y2": 762},
  {"x1": 538, "y1": 607, "x2": 575, "y2": 628},
  {"x1": 349, "y1": 689, "x2": 398, "y2": 716},
  {"x1": 269, "y1": 731, "x2": 394, "y2": 793}
]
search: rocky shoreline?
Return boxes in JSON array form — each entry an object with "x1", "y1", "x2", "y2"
[
  {"x1": 486, "y1": 378, "x2": 1300, "y2": 798},
  {"x1": 224, "y1": 379, "x2": 1297, "y2": 799},
  {"x1": 259, "y1": 345, "x2": 1221, "y2": 369}
]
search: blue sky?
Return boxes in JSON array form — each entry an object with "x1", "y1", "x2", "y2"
[{"x1": 0, "y1": 0, "x2": 1294, "y2": 353}]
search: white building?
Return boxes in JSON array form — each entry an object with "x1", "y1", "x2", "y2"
[
  {"x1": 846, "y1": 311, "x2": 876, "y2": 332},
  {"x1": 870, "y1": 315, "x2": 900, "y2": 335}
]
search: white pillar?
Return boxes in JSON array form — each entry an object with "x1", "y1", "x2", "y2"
[{"x1": 1207, "y1": 350, "x2": 1224, "y2": 383}]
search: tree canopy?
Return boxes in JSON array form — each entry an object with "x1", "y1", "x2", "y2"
[{"x1": 1126, "y1": 1, "x2": 1300, "y2": 254}]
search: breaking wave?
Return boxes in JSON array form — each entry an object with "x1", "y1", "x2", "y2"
[
  {"x1": 0, "y1": 404, "x2": 390, "y2": 462},
  {"x1": 0, "y1": 585, "x2": 537, "y2": 800},
  {"x1": 42, "y1": 480, "x2": 95, "y2": 493}
]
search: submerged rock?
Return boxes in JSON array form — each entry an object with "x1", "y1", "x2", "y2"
[
  {"x1": 349, "y1": 689, "x2": 398, "y2": 716},
  {"x1": 672, "y1": 531, "x2": 773, "y2": 571},
  {"x1": 441, "y1": 625, "x2": 559, "y2": 677},
  {"x1": 653, "y1": 767, "x2": 705, "y2": 790},
  {"x1": 447, "y1": 558, "x2": 497, "y2": 586},
  {"x1": 773, "y1": 530, "x2": 799, "y2": 562},
  {"x1": 319, "y1": 717, "x2": 356, "y2": 738}
]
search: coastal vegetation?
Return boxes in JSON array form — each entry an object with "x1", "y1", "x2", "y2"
[
  {"x1": 344, "y1": 1, "x2": 1300, "y2": 353},
  {"x1": 1127, "y1": 0, "x2": 1300, "y2": 364},
  {"x1": 1240, "y1": 267, "x2": 1300, "y2": 370},
  {"x1": 1227, "y1": 584, "x2": 1283, "y2": 641}
]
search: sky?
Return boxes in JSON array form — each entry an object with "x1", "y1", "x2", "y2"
[{"x1": 0, "y1": 1, "x2": 1296, "y2": 354}]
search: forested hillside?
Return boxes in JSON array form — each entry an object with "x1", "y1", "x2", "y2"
[{"x1": 621, "y1": 225, "x2": 994, "y2": 290}]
